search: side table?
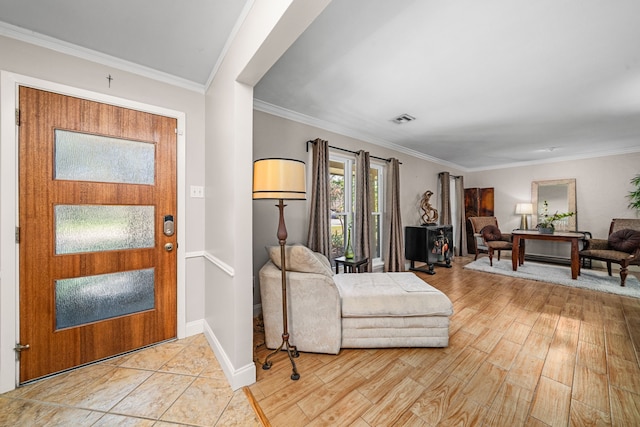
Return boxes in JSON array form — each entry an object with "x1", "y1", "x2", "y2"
[{"x1": 334, "y1": 256, "x2": 369, "y2": 273}]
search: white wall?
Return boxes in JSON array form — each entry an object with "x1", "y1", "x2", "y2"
[
  {"x1": 465, "y1": 153, "x2": 640, "y2": 238},
  {"x1": 252, "y1": 109, "x2": 640, "y2": 295},
  {"x1": 202, "y1": 0, "x2": 331, "y2": 389},
  {"x1": 252, "y1": 110, "x2": 465, "y2": 309},
  {"x1": 0, "y1": 37, "x2": 204, "y2": 387},
  {"x1": 5, "y1": 1, "x2": 637, "y2": 392},
  {"x1": 0, "y1": 0, "x2": 332, "y2": 393},
  {"x1": 466, "y1": 152, "x2": 640, "y2": 267},
  {"x1": 0, "y1": 36, "x2": 207, "y2": 257}
]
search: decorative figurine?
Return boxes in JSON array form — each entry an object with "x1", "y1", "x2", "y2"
[{"x1": 420, "y1": 190, "x2": 439, "y2": 225}]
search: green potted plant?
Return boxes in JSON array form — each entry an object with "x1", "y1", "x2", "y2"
[
  {"x1": 537, "y1": 200, "x2": 575, "y2": 234},
  {"x1": 628, "y1": 174, "x2": 640, "y2": 213}
]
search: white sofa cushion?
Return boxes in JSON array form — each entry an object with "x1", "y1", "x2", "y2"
[
  {"x1": 266, "y1": 244, "x2": 333, "y2": 277},
  {"x1": 341, "y1": 316, "x2": 449, "y2": 329},
  {"x1": 333, "y1": 272, "x2": 453, "y2": 318}
]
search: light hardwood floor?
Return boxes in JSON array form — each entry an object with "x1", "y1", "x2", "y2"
[{"x1": 250, "y1": 256, "x2": 640, "y2": 426}]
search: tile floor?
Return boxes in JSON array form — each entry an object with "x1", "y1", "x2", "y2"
[{"x1": 0, "y1": 334, "x2": 261, "y2": 426}]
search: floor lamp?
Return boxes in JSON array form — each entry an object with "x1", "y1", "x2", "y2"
[{"x1": 252, "y1": 158, "x2": 306, "y2": 381}]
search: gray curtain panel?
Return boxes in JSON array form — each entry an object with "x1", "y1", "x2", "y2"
[
  {"x1": 439, "y1": 171, "x2": 451, "y2": 226},
  {"x1": 306, "y1": 138, "x2": 332, "y2": 258},
  {"x1": 355, "y1": 150, "x2": 372, "y2": 271},
  {"x1": 384, "y1": 158, "x2": 405, "y2": 272}
]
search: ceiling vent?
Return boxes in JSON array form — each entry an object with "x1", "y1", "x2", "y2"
[{"x1": 392, "y1": 113, "x2": 416, "y2": 124}]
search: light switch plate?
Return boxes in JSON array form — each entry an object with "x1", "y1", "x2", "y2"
[{"x1": 190, "y1": 185, "x2": 204, "y2": 198}]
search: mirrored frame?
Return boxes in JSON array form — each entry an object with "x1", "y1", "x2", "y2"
[{"x1": 531, "y1": 178, "x2": 577, "y2": 231}]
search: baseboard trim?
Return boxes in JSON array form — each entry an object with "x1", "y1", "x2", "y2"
[
  {"x1": 203, "y1": 320, "x2": 256, "y2": 391},
  {"x1": 524, "y1": 254, "x2": 572, "y2": 265},
  {"x1": 185, "y1": 319, "x2": 204, "y2": 337}
]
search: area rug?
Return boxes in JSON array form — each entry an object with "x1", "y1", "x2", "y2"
[{"x1": 464, "y1": 257, "x2": 640, "y2": 298}]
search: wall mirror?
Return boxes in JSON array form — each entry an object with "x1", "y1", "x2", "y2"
[{"x1": 531, "y1": 178, "x2": 577, "y2": 231}]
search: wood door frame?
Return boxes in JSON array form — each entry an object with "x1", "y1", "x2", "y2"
[{"x1": 0, "y1": 71, "x2": 187, "y2": 393}]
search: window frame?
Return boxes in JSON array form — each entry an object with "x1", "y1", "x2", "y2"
[
  {"x1": 370, "y1": 161, "x2": 385, "y2": 266},
  {"x1": 328, "y1": 151, "x2": 385, "y2": 267}
]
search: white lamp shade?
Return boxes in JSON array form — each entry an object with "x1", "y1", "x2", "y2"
[
  {"x1": 515, "y1": 203, "x2": 533, "y2": 215},
  {"x1": 253, "y1": 158, "x2": 306, "y2": 200}
]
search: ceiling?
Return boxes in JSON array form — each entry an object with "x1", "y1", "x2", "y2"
[
  {"x1": 2, "y1": 1, "x2": 640, "y2": 171},
  {"x1": 0, "y1": 0, "x2": 250, "y2": 87}
]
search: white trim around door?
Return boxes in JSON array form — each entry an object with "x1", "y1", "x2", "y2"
[{"x1": 0, "y1": 71, "x2": 187, "y2": 393}]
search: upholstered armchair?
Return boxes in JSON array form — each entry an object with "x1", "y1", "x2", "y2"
[
  {"x1": 468, "y1": 216, "x2": 513, "y2": 266},
  {"x1": 579, "y1": 218, "x2": 640, "y2": 286}
]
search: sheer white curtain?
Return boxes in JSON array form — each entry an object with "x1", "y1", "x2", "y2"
[{"x1": 439, "y1": 172, "x2": 467, "y2": 256}]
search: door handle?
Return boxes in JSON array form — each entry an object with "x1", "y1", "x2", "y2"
[
  {"x1": 164, "y1": 243, "x2": 174, "y2": 252},
  {"x1": 14, "y1": 343, "x2": 30, "y2": 352}
]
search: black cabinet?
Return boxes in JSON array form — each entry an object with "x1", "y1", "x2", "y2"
[{"x1": 404, "y1": 225, "x2": 454, "y2": 274}]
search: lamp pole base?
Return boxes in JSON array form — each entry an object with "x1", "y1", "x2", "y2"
[
  {"x1": 261, "y1": 332, "x2": 300, "y2": 380},
  {"x1": 260, "y1": 199, "x2": 301, "y2": 381}
]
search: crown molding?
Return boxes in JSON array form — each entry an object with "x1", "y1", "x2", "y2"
[
  {"x1": 0, "y1": 21, "x2": 205, "y2": 94},
  {"x1": 204, "y1": 0, "x2": 255, "y2": 90},
  {"x1": 464, "y1": 146, "x2": 640, "y2": 172},
  {"x1": 253, "y1": 98, "x2": 464, "y2": 170},
  {"x1": 254, "y1": 99, "x2": 640, "y2": 173}
]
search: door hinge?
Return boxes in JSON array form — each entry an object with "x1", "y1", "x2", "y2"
[
  {"x1": 15, "y1": 109, "x2": 20, "y2": 126},
  {"x1": 15, "y1": 226, "x2": 20, "y2": 243},
  {"x1": 14, "y1": 343, "x2": 30, "y2": 353}
]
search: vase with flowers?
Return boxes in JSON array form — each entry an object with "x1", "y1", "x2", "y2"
[{"x1": 537, "y1": 200, "x2": 575, "y2": 234}]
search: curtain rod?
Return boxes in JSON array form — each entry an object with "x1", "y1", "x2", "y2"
[
  {"x1": 439, "y1": 172, "x2": 463, "y2": 179},
  {"x1": 306, "y1": 140, "x2": 402, "y2": 164}
]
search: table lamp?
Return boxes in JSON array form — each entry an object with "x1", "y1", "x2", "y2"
[
  {"x1": 252, "y1": 158, "x2": 306, "y2": 380},
  {"x1": 515, "y1": 203, "x2": 533, "y2": 230}
]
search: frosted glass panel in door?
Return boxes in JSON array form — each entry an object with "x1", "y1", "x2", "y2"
[
  {"x1": 55, "y1": 268, "x2": 155, "y2": 330},
  {"x1": 55, "y1": 205, "x2": 155, "y2": 254},
  {"x1": 54, "y1": 130, "x2": 155, "y2": 184}
]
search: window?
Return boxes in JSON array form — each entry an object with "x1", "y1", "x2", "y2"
[
  {"x1": 329, "y1": 155, "x2": 352, "y2": 260},
  {"x1": 370, "y1": 163, "x2": 384, "y2": 260},
  {"x1": 329, "y1": 153, "x2": 384, "y2": 264}
]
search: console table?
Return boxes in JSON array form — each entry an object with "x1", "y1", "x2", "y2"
[{"x1": 511, "y1": 230, "x2": 585, "y2": 279}]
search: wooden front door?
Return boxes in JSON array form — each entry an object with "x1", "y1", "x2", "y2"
[{"x1": 18, "y1": 87, "x2": 177, "y2": 383}]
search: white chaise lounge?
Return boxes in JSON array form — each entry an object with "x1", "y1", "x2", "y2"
[{"x1": 259, "y1": 245, "x2": 454, "y2": 355}]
